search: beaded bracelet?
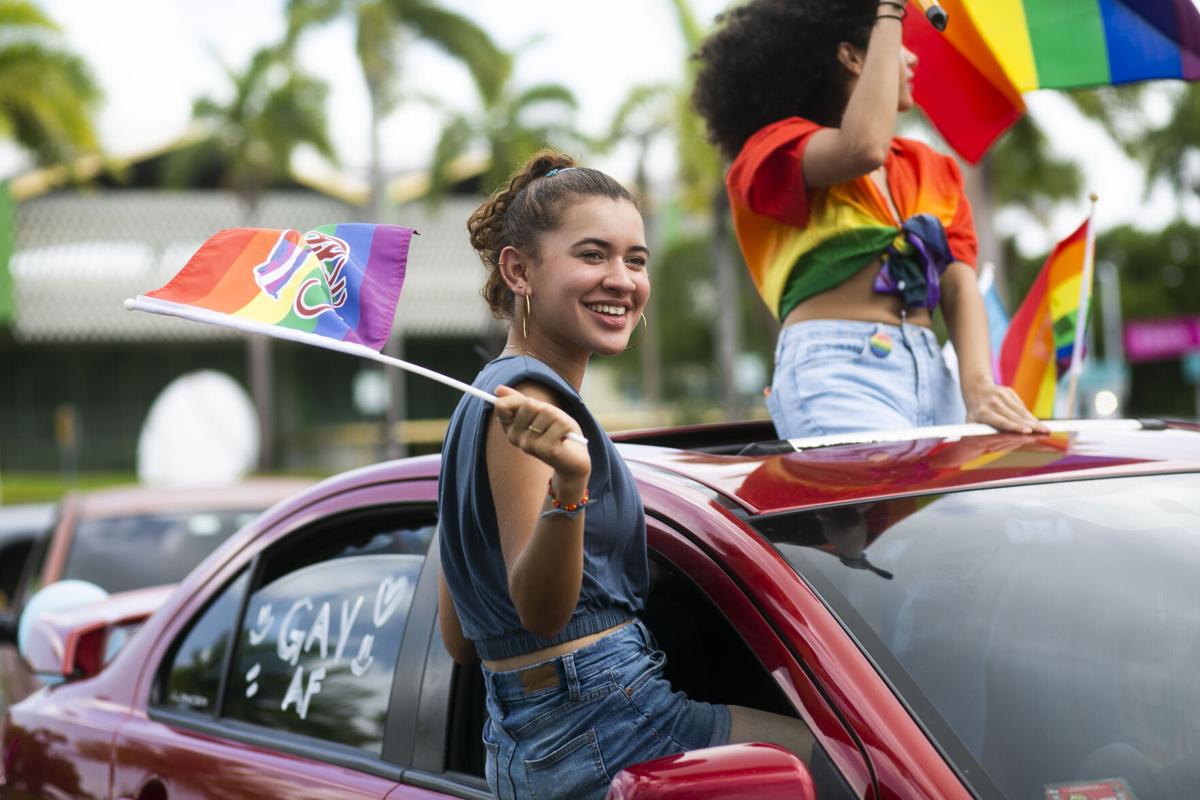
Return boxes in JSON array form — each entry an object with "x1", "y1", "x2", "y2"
[{"x1": 542, "y1": 478, "x2": 589, "y2": 519}]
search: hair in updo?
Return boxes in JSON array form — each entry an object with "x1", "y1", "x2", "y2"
[{"x1": 468, "y1": 149, "x2": 639, "y2": 320}]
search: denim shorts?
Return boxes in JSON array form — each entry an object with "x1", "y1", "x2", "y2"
[
  {"x1": 767, "y1": 319, "x2": 966, "y2": 439},
  {"x1": 480, "y1": 619, "x2": 731, "y2": 800}
]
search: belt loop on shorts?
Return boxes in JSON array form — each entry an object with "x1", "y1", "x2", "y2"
[{"x1": 561, "y1": 651, "x2": 581, "y2": 702}]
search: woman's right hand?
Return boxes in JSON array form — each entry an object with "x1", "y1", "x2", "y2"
[{"x1": 493, "y1": 385, "x2": 591, "y2": 482}]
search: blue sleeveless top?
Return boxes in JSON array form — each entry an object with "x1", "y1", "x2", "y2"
[{"x1": 438, "y1": 355, "x2": 648, "y2": 660}]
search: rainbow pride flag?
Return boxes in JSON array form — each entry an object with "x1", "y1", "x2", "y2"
[
  {"x1": 998, "y1": 216, "x2": 1095, "y2": 418},
  {"x1": 906, "y1": 0, "x2": 1200, "y2": 162},
  {"x1": 129, "y1": 224, "x2": 413, "y2": 351}
]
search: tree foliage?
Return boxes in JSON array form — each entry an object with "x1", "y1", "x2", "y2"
[
  {"x1": 0, "y1": 0, "x2": 101, "y2": 167},
  {"x1": 169, "y1": 45, "x2": 335, "y2": 214},
  {"x1": 426, "y1": 50, "x2": 584, "y2": 200},
  {"x1": 285, "y1": 0, "x2": 506, "y2": 214}
]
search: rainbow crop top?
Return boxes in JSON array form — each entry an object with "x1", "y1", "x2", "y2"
[{"x1": 726, "y1": 117, "x2": 978, "y2": 320}]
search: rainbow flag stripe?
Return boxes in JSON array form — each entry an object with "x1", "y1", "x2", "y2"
[
  {"x1": 144, "y1": 224, "x2": 413, "y2": 351},
  {"x1": 998, "y1": 219, "x2": 1092, "y2": 418},
  {"x1": 727, "y1": 118, "x2": 976, "y2": 320},
  {"x1": 906, "y1": 0, "x2": 1200, "y2": 162}
]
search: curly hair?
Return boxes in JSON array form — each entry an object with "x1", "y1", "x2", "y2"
[
  {"x1": 691, "y1": 0, "x2": 878, "y2": 161},
  {"x1": 467, "y1": 149, "x2": 639, "y2": 320}
]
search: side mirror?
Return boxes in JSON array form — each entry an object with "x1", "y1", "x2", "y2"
[
  {"x1": 17, "y1": 582, "x2": 172, "y2": 682},
  {"x1": 606, "y1": 742, "x2": 816, "y2": 800},
  {"x1": 17, "y1": 580, "x2": 109, "y2": 681}
]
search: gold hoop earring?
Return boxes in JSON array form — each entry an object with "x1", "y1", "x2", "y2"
[
  {"x1": 624, "y1": 313, "x2": 647, "y2": 351},
  {"x1": 522, "y1": 293, "x2": 531, "y2": 341}
]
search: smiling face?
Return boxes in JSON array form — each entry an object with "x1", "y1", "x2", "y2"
[{"x1": 511, "y1": 196, "x2": 650, "y2": 364}]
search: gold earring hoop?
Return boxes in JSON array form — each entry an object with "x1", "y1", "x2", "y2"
[
  {"x1": 522, "y1": 293, "x2": 531, "y2": 341},
  {"x1": 624, "y1": 313, "x2": 648, "y2": 351}
]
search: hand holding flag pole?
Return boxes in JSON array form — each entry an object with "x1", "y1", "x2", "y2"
[{"x1": 124, "y1": 224, "x2": 588, "y2": 447}]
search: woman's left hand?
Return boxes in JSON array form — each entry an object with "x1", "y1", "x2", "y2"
[{"x1": 964, "y1": 381, "x2": 1050, "y2": 435}]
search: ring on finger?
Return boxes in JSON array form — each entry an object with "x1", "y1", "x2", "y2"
[{"x1": 527, "y1": 424, "x2": 545, "y2": 434}]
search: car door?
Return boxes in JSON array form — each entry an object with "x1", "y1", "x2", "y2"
[{"x1": 112, "y1": 485, "x2": 442, "y2": 800}]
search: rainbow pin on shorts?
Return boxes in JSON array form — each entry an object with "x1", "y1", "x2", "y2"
[{"x1": 869, "y1": 330, "x2": 894, "y2": 358}]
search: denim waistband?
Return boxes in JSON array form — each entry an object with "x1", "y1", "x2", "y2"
[
  {"x1": 481, "y1": 619, "x2": 648, "y2": 703},
  {"x1": 778, "y1": 318, "x2": 939, "y2": 357}
]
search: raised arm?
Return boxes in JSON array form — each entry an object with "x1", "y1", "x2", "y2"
[
  {"x1": 801, "y1": 3, "x2": 905, "y2": 187},
  {"x1": 487, "y1": 381, "x2": 592, "y2": 639}
]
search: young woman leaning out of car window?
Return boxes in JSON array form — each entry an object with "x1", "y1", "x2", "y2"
[{"x1": 436, "y1": 150, "x2": 814, "y2": 800}]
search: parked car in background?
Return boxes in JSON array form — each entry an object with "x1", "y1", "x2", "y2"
[
  {"x1": 0, "y1": 479, "x2": 312, "y2": 718},
  {"x1": 0, "y1": 503, "x2": 55, "y2": 722},
  {"x1": 0, "y1": 504, "x2": 54, "y2": 616},
  {"x1": 3, "y1": 420, "x2": 1199, "y2": 799}
]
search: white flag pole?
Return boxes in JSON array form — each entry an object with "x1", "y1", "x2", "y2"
[
  {"x1": 124, "y1": 295, "x2": 589, "y2": 446},
  {"x1": 1063, "y1": 193, "x2": 1099, "y2": 416}
]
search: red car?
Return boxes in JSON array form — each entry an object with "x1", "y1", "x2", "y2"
[{"x1": 3, "y1": 419, "x2": 1199, "y2": 799}]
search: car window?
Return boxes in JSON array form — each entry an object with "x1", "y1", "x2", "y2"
[
  {"x1": 755, "y1": 474, "x2": 1200, "y2": 800},
  {"x1": 222, "y1": 511, "x2": 435, "y2": 755},
  {"x1": 63, "y1": 510, "x2": 260, "y2": 594},
  {"x1": 159, "y1": 569, "x2": 251, "y2": 716},
  {"x1": 0, "y1": 538, "x2": 34, "y2": 611}
]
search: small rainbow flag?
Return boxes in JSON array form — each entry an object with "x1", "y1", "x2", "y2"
[
  {"x1": 906, "y1": 0, "x2": 1200, "y2": 162},
  {"x1": 126, "y1": 222, "x2": 568, "y2": 429},
  {"x1": 129, "y1": 224, "x2": 413, "y2": 351},
  {"x1": 998, "y1": 214, "x2": 1096, "y2": 418}
]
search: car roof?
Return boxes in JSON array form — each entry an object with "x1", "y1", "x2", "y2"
[
  {"x1": 254, "y1": 420, "x2": 1200, "y2": 523},
  {"x1": 65, "y1": 478, "x2": 315, "y2": 520},
  {"x1": 0, "y1": 502, "x2": 56, "y2": 543},
  {"x1": 615, "y1": 419, "x2": 1200, "y2": 515}
]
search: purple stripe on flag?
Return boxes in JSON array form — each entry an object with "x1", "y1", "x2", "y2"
[
  {"x1": 356, "y1": 226, "x2": 412, "y2": 350},
  {"x1": 1178, "y1": 0, "x2": 1200, "y2": 79}
]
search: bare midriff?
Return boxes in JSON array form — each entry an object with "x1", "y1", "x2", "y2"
[
  {"x1": 781, "y1": 256, "x2": 932, "y2": 329},
  {"x1": 483, "y1": 620, "x2": 632, "y2": 672}
]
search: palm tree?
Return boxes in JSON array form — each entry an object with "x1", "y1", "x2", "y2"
[
  {"x1": 285, "y1": 0, "x2": 506, "y2": 221},
  {"x1": 426, "y1": 51, "x2": 584, "y2": 199},
  {"x1": 168, "y1": 45, "x2": 336, "y2": 217},
  {"x1": 597, "y1": 83, "x2": 676, "y2": 413},
  {"x1": 169, "y1": 44, "x2": 336, "y2": 471},
  {"x1": 666, "y1": 0, "x2": 746, "y2": 418},
  {"x1": 0, "y1": 0, "x2": 101, "y2": 167}
]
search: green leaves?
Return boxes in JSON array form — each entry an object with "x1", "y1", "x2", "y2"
[
  {"x1": 0, "y1": 0, "x2": 101, "y2": 168},
  {"x1": 174, "y1": 44, "x2": 334, "y2": 212},
  {"x1": 425, "y1": 43, "x2": 583, "y2": 204}
]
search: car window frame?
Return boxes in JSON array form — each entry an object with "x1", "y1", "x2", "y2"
[
  {"x1": 146, "y1": 480, "x2": 440, "y2": 784},
  {"x1": 397, "y1": 516, "x2": 870, "y2": 800}
]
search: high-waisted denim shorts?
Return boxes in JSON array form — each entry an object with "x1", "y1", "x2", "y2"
[
  {"x1": 481, "y1": 619, "x2": 731, "y2": 800},
  {"x1": 767, "y1": 319, "x2": 966, "y2": 439}
]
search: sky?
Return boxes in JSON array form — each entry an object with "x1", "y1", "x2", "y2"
[{"x1": 20, "y1": 0, "x2": 1200, "y2": 254}]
